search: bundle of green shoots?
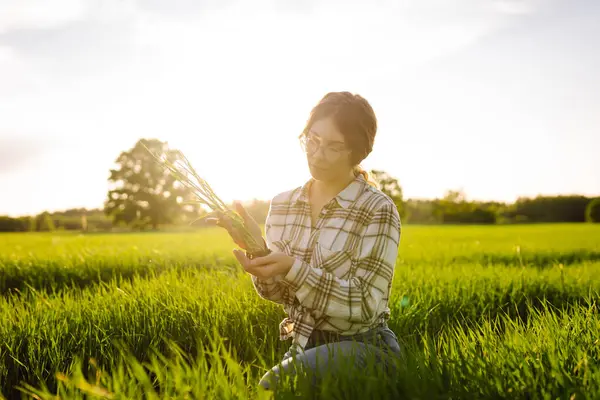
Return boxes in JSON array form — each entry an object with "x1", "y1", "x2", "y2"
[{"x1": 143, "y1": 145, "x2": 270, "y2": 259}]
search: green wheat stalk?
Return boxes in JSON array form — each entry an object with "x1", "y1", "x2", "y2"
[{"x1": 142, "y1": 143, "x2": 267, "y2": 255}]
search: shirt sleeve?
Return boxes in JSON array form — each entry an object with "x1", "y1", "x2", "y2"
[
  {"x1": 279, "y1": 202, "x2": 401, "y2": 323},
  {"x1": 250, "y1": 201, "x2": 288, "y2": 305}
]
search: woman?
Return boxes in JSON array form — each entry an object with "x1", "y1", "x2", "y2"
[{"x1": 226, "y1": 91, "x2": 403, "y2": 391}]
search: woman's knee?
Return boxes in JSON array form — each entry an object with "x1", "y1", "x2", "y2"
[
  {"x1": 258, "y1": 369, "x2": 276, "y2": 390},
  {"x1": 258, "y1": 342, "x2": 390, "y2": 391},
  {"x1": 258, "y1": 353, "x2": 305, "y2": 390}
]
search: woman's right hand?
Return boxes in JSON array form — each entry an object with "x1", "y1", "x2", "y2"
[
  {"x1": 231, "y1": 201, "x2": 266, "y2": 249},
  {"x1": 204, "y1": 201, "x2": 266, "y2": 251}
]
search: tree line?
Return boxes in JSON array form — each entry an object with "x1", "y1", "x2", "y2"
[{"x1": 1, "y1": 138, "x2": 599, "y2": 232}]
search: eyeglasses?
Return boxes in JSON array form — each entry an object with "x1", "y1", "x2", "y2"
[{"x1": 299, "y1": 133, "x2": 351, "y2": 162}]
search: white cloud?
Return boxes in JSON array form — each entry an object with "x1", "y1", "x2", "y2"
[
  {"x1": 492, "y1": 0, "x2": 543, "y2": 15},
  {"x1": 0, "y1": 0, "x2": 87, "y2": 33},
  {"x1": 0, "y1": 45, "x2": 49, "y2": 94},
  {"x1": 0, "y1": 0, "x2": 598, "y2": 215}
]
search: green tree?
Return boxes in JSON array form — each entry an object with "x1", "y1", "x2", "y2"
[
  {"x1": 507, "y1": 195, "x2": 590, "y2": 223},
  {"x1": 438, "y1": 190, "x2": 497, "y2": 224},
  {"x1": 35, "y1": 212, "x2": 56, "y2": 232},
  {"x1": 28, "y1": 216, "x2": 36, "y2": 232},
  {"x1": 586, "y1": 198, "x2": 600, "y2": 223},
  {"x1": 369, "y1": 169, "x2": 405, "y2": 218},
  {"x1": 104, "y1": 138, "x2": 200, "y2": 230}
]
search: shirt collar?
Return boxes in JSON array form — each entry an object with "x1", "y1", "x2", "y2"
[{"x1": 292, "y1": 173, "x2": 367, "y2": 209}]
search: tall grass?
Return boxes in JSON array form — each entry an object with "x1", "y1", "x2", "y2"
[
  {"x1": 0, "y1": 223, "x2": 598, "y2": 398},
  {"x1": 12, "y1": 300, "x2": 600, "y2": 400}
]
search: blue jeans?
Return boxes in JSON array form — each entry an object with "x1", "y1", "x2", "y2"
[{"x1": 259, "y1": 324, "x2": 405, "y2": 391}]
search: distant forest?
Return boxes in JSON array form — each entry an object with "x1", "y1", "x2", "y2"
[
  {"x1": 1, "y1": 193, "x2": 598, "y2": 233},
  {"x1": 2, "y1": 138, "x2": 598, "y2": 232}
]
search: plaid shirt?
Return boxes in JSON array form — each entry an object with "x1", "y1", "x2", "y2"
[{"x1": 251, "y1": 173, "x2": 401, "y2": 350}]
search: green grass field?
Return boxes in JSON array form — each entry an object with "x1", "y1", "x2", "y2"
[{"x1": 0, "y1": 224, "x2": 598, "y2": 399}]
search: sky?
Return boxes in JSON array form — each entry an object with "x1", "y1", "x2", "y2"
[{"x1": 0, "y1": 0, "x2": 599, "y2": 217}]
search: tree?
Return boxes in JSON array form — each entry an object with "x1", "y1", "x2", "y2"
[
  {"x1": 404, "y1": 199, "x2": 439, "y2": 224},
  {"x1": 0, "y1": 216, "x2": 28, "y2": 232},
  {"x1": 586, "y1": 198, "x2": 600, "y2": 223},
  {"x1": 442, "y1": 189, "x2": 467, "y2": 204},
  {"x1": 508, "y1": 195, "x2": 590, "y2": 223},
  {"x1": 369, "y1": 169, "x2": 405, "y2": 218},
  {"x1": 104, "y1": 138, "x2": 201, "y2": 230},
  {"x1": 433, "y1": 190, "x2": 497, "y2": 224},
  {"x1": 35, "y1": 212, "x2": 56, "y2": 232},
  {"x1": 435, "y1": 189, "x2": 467, "y2": 221}
]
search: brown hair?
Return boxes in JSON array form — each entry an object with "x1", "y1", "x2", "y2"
[{"x1": 299, "y1": 91, "x2": 379, "y2": 188}]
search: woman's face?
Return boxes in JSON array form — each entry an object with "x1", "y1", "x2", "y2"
[{"x1": 303, "y1": 117, "x2": 353, "y2": 182}]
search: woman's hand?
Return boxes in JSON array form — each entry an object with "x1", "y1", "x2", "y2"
[
  {"x1": 203, "y1": 201, "x2": 265, "y2": 251},
  {"x1": 233, "y1": 250, "x2": 295, "y2": 280},
  {"x1": 232, "y1": 201, "x2": 265, "y2": 248}
]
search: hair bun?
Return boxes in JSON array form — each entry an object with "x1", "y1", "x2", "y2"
[{"x1": 354, "y1": 165, "x2": 379, "y2": 189}]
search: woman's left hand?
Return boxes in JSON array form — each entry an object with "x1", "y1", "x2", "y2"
[{"x1": 233, "y1": 250, "x2": 295, "y2": 279}]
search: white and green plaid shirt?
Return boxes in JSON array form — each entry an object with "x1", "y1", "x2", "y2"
[{"x1": 251, "y1": 173, "x2": 401, "y2": 350}]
